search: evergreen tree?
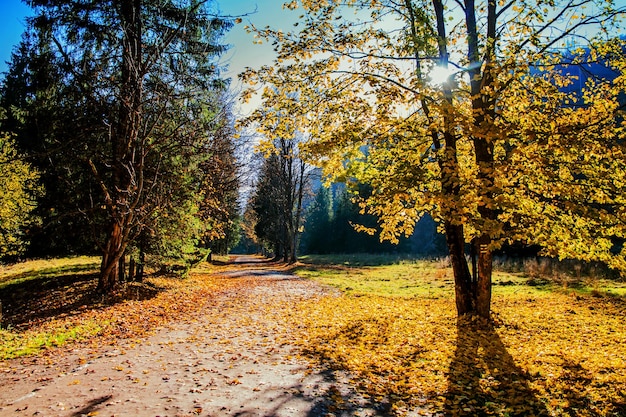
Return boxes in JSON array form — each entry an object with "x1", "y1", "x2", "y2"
[
  {"x1": 1, "y1": 30, "x2": 103, "y2": 256},
  {"x1": 300, "y1": 185, "x2": 332, "y2": 254},
  {"x1": 1, "y1": 1, "x2": 234, "y2": 291}
]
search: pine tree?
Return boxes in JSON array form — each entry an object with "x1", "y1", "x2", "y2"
[{"x1": 3, "y1": 0, "x2": 233, "y2": 291}]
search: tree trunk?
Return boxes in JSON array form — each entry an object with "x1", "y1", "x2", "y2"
[
  {"x1": 289, "y1": 161, "x2": 306, "y2": 264},
  {"x1": 99, "y1": 0, "x2": 143, "y2": 293},
  {"x1": 444, "y1": 221, "x2": 474, "y2": 315},
  {"x1": 129, "y1": 257, "x2": 135, "y2": 281},
  {"x1": 423, "y1": 0, "x2": 483, "y2": 318},
  {"x1": 464, "y1": 0, "x2": 497, "y2": 319},
  {"x1": 98, "y1": 221, "x2": 124, "y2": 292}
]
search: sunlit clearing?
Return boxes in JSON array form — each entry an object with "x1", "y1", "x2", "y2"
[{"x1": 428, "y1": 65, "x2": 456, "y2": 85}]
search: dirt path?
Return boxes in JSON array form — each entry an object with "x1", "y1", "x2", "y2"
[{"x1": 0, "y1": 256, "x2": 381, "y2": 417}]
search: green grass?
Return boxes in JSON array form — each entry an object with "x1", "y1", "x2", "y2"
[
  {"x1": 0, "y1": 322, "x2": 103, "y2": 359},
  {"x1": 297, "y1": 253, "x2": 422, "y2": 267},
  {"x1": 296, "y1": 258, "x2": 454, "y2": 298},
  {"x1": 0, "y1": 257, "x2": 104, "y2": 358},
  {"x1": 0, "y1": 256, "x2": 100, "y2": 288},
  {"x1": 296, "y1": 253, "x2": 626, "y2": 299}
]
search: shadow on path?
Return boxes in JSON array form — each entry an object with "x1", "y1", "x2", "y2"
[
  {"x1": 444, "y1": 319, "x2": 550, "y2": 416},
  {"x1": 229, "y1": 367, "x2": 387, "y2": 417},
  {"x1": 69, "y1": 395, "x2": 113, "y2": 417}
]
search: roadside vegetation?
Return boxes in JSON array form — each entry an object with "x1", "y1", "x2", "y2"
[{"x1": 290, "y1": 254, "x2": 626, "y2": 416}]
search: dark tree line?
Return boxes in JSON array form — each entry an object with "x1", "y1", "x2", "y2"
[
  {"x1": 0, "y1": 0, "x2": 240, "y2": 289},
  {"x1": 247, "y1": 160, "x2": 447, "y2": 259},
  {"x1": 300, "y1": 184, "x2": 447, "y2": 256}
]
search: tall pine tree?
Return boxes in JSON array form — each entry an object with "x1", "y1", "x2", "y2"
[{"x1": 2, "y1": 0, "x2": 234, "y2": 291}]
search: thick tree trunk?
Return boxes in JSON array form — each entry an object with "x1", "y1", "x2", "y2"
[
  {"x1": 98, "y1": 222, "x2": 124, "y2": 292},
  {"x1": 99, "y1": 0, "x2": 143, "y2": 293},
  {"x1": 444, "y1": 221, "x2": 474, "y2": 315},
  {"x1": 464, "y1": 0, "x2": 497, "y2": 320},
  {"x1": 408, "y1": 0, "x2": 493, "y2": 318}
]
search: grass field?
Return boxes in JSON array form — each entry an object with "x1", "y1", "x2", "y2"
[{"x1": 289, "y1": 254, "x2": 626, "y2": 416}]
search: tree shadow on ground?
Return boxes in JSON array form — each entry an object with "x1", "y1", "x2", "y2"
[
  {"x1": 69, "y1": 395, "x2": 113, "y2": 417},
  {"x1": 444, "y1": 318, "x2": 550, "y2": 416},
  {"x1": 0, "y1": 271, "x2": 162, "y2": 330}
]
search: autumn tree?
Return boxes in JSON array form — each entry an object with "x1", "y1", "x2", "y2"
[
  {"x1": 196, "y1": 106, "x2": 242, "y2": 257},
  {"x1": 0, "y1": 132, "x2": 42, "y2": 260},
  {"x1": 4, "y1": 1, "x2": 233, "y2": 291},
  {"x1": 242, "y1": 0, "x2": 626, "y2": 318},
  {"x1": 237, "y1": 196, "x2": 263, "y2": 254}
]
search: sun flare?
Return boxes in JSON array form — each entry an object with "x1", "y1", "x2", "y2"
[{"x1": 428, "y1": 65, "x2": 456, "y2": 85}]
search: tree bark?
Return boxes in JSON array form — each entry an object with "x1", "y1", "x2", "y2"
[
  {"x1": 289, "y1": 159, "x2": 306, "y2": 264},
  {"x1": 465, "y1": 0, "x2": 498, "y2": 319},
  {"x1": 98, "y1": 221, "x2": 124, "y2": 292},
  {"x1": 445, "y1": 221, "x2": 474, "y2": 315},
  {"x1": 407, "y1": 0, "x2": 479, "y2": 317},
  {"x1": 98, "y1": 0, "x2": 142, "y2": 293}
]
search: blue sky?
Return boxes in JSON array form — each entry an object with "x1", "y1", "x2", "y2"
[
  {"x1": 0, "y1": 0, "x2": 33, "y2": 74},
  {"x1": 220, "y1": 1, "x2": 293, "y2": 113}
]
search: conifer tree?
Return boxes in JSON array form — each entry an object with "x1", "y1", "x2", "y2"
[{"x1": 3, "y1": 0, "x2": 234, "y2": 291}]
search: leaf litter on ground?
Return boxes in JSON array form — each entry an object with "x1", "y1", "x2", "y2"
[
  {"x1": 0, "y1": 255, "x2": 624, "y2": 416},
  {"x1": 287, "y1": 257, "x2": 626, "y2": 416}
]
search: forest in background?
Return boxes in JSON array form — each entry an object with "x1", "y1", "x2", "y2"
[{"x1": 0, "y1": 0, "x2": 241, "y2": 287}]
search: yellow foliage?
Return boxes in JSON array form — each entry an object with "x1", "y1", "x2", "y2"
[
  {"x1": 240, "y1": 0, "x2": 626, "y2": 274},
  {"x1": 0, "y1": 134, "x2": 43, "y2": 258}
]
